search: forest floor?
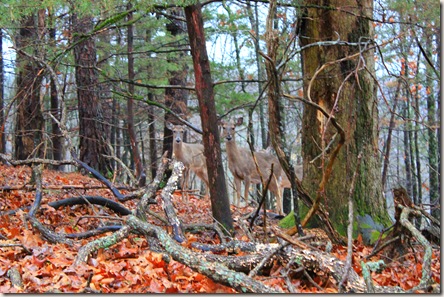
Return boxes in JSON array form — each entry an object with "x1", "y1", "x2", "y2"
[{"x1": 0, "y1": 164, "x2": 440, "y2": 293}]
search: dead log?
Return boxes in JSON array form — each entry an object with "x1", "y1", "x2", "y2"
[{"x1": 126, "y1": 215, "x2": 282, "y2": 293}]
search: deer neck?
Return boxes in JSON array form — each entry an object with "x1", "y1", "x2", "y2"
[
  {"x1": 225, "y1": 139, "x2": 241, "y2": 162},
  {"x1": 173, "y1": 141, "x2": 185, "y2": 159}
]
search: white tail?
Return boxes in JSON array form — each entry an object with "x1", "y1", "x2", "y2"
[
  {"x1": 167, "y1": 123, "x2": 209, "y2": 201},
  {"x1": 220, "y1": 117, "x2": 286, "y2": 215}
]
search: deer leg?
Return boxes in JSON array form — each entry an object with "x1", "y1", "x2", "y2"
[
  {"x1": 234, "y1": 177, "x2": 242, "y2": 207},
  {"x1": 271, "y1": 178, "x2": 285, "y2": 216},
  {"x1": 182, "y1": 167, "x2": 189, "y2": 203},
  {"x1": 243, "y1": 177, "x2": 250, "y2": 206}
]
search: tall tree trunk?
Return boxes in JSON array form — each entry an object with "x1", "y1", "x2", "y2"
[
  {"x1": 402, "y1": 101, "x2": 413, "y2": 197},
  {"x1": 15, "y1": 13, "x2": 44, "y2": 160},
  {"x1": 426, "y1": 32, "x2": 439, "y2": 219},
  {"x1": 127, "y1": 3, "x2": 145, "y2": 185},
  {"x1": 413, "y1": 85, "x2": 422, "y2": 207},
  {"x1": 264, "y1": 0, "x2": 300, "y2": 219},
  {"x1": 0, "y1": 28, "x2": 5, "y2": 154},
  {"x1": 162, "y1": 7, "x2": 188, "y2": 161},
  {"x1": 246, "y1": 1, "x2": 267, "y2": 149},
  {"x1": 96, "y1": 19, "x2": 114, "y2": 173},
  {"x1": 381, "y1": 80, "x2": 401, "y2": 190},
  {"x1": 299, "y1": 0, "x2": 390, "y2": 235},
  {"x1": 148, "y1": 98, "x2": 158, "y2": 180},
  {"x1": 184, "y1": 3, "x2": 234, "y2": 234},
  {"x1": 72, "y1": 14, "x2": 111, "y2": 174},
  {"x1": 48, "y1": 10, "x2": 63, "y2": 169}
]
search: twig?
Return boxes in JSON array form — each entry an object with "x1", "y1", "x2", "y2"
[
  {"x1": 303, "y1": 269, "x2": 324, "y2": 292},
  {"x1": 248, "y1": 242, "x2": 289, "y2": 278},
  {"x1": 339, "y1": 151, "x2": 362, "y2": 292},
  {"x1": 74, "y1": 215, "x2": 125, "y2": 227}
]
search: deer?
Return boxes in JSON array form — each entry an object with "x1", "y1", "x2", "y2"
[
  {"x1": 166, "y1": 123, "x2": 209, "y2": 201},
  {"x1": 280, "y1": 164, "x2": 303, "y2": 189},
  {"x1": 220, "y1": 117, "x2": 287, "y2": 215}
]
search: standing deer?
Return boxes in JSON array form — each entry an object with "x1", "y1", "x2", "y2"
[
  {"x1": 280, "y1": 164, "x2": 303, "y2": 188},
  {"x1": 167, "y1": 123, "x2": 209, "y2": 201},
  {"x1": 220, "y1": 117, "x2": 287, "y2": 215}
]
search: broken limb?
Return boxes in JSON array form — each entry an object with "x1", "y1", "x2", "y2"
[
  {"x1": 136, "y1": 151, "x2": 169, "y2": 221},
  {"x1": 126, "y1": 215, "x2": 283, "y2": 293},
  {"x1": 49, "y1": 196, "x2": 133, "y2": 215},
  {"x1": 398, "y1": 205, "x2": 435, "y2": 291},
  {"x1": 74, "y1": 225, "x2": 132, "y2": 266},
  {"x1": 158, "y1": 160, "x2": 186, "y2": 243}
]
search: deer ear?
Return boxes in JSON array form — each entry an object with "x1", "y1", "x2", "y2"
[
  {"x1": 236, "y1": 117, "x2": 244, "y2": 126},
  {"x1": 218, "y1": 119, "x2": 225, "y2": 126},
  {"x1": 166, "y1": 122, "x2": 174, "y2": 130}
]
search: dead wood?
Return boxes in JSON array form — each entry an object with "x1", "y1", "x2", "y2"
[
  {"x1": 7, "y1": 267, "x2": 23, "y2": 289},
  {"x1": 136, "y1": 151, "x2": 169, "y2": 220},
  {"x1": 49, "y1": 196, "x2": 133, "y2": 215},
  {"x1": 0, "y1": 184, "x2": 133, "y2": 191},
  {"x1": 158, "y1": 159, "x2": 186, "y2": 243},
  {"x1": 127, "y1": 215, "x2": 283, "y2": 293}
]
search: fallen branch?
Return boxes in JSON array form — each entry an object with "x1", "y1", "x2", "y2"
[
  {"x1": 49, "y1": 196, "x2": 133, "y2": 216},
  {"x1": 158, "y1": 160, "x2": 186, "y2": 243},
  {"x1": 126, "y1": 215, "x2": 283, "y2": 293},
  {"x1": 399, "y1": 205, "x2": 434, "y2": 291}
]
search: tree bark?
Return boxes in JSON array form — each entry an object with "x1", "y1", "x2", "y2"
[
  {"x1": 48, "y1": 11, "x2": 63, "y2": 170},
  {"x1": 162, "y1": 7, "x2": 189, "y2": 161},
  {"x1": 299, "y1": 0, "x2": 390, "y2": 234},
  {"x1": 381, "y1": 80, "x2": 401, "y2": 189},
  {"x1": 184, "y1": 3, "x2": 234, "y2": 234},
  {"x1": 264, "y1": 0, "x2": 301, "y2": 222},
  {"x1": 425, "y1": 33, "x2": 439, "y2": 220},
  {"x1": 15, "y1": 13, "x2": 44, "y2": 160},
  {"x1": 246, "y1": 1, "x2": 267, "y2": 149},
  {"x1": 0, "y1": 28, "x2": 5, "y2": 154},
  {"x1": 72, "y1": 14, "x2": 112, "y2": 174},
  {"x1": 127, "y1": 4, "x2": 145, "y2": 185}
]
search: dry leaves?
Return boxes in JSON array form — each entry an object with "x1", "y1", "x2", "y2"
[{"x1": 0, "y1": 164, "x2": 440, "y2": 293}]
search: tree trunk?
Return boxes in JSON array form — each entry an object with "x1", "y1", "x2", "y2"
[
  {"x1": 403, "y1": 100, "x2": 413, "y2": 198},
  {"x1": 48, "y1": 11, "x2": 63, "y2": 170},
  {"x1": 426, "y1": 33, "x2": 439, "y2": 220},
  {"x1": 246, "y1": 1, "x2": 267, "y2": 149},
  {"x1": 15, "y1": 13, "x2": 44, "y2": 160},
  {"x1": 162, "y1": 7, "x2": 189, "y2": 161},
  {"x1": 264, "y1": 0, "x2": 300, "y2": 220},
  {"x1": 0, "y1": 28, "x2": 5, "y2": 154},
  {"x1": 127, "y1": 4, "x2": 145, "y2": 185},
  {"x1": 381, "y1": 80, "x2": 401, "y2": 190},
  {"x1": 299, "y1": 0, "x2": 390, "y2": 235},
  {"x1": 184, "y1": 3, "x2": 234, "y2": 234},
  {"x1": 72, "y1": 14, "x2": 112, "y2": 174}
]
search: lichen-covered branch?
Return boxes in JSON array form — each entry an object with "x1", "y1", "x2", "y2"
[
  {"x1": 74, "y1": 225, "x2": 131, "y2": 266},
  {"x1": 126, "y1": 215, "x2": 282, "y2": 293},
  {"x1": 158, "y1": 160, "x2": 186, "y2": 243}
]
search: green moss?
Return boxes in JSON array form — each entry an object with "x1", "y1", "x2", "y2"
[{"x1": 278, "y1": 211, "x2": 295, "y2": 229}]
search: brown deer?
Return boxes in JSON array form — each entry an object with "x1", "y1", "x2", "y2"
[
  {"x1": 280, "y1": 164, "x2": 303, "y2": 188},
  {"x1": 167, "y1": 123, "x2": 209, "y2": 201},
  {"x1": 220, "y1": 117, "x2": 287, "y2": 215}
]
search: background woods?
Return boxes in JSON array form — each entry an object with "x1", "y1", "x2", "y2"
[{"x1": 0, "y1": 0, "x2": 440, "y2": 293}]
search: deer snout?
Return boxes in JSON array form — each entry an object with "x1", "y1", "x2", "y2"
[{"x1": 226, "y1": 134, "x2": 232, "y2": 141}]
